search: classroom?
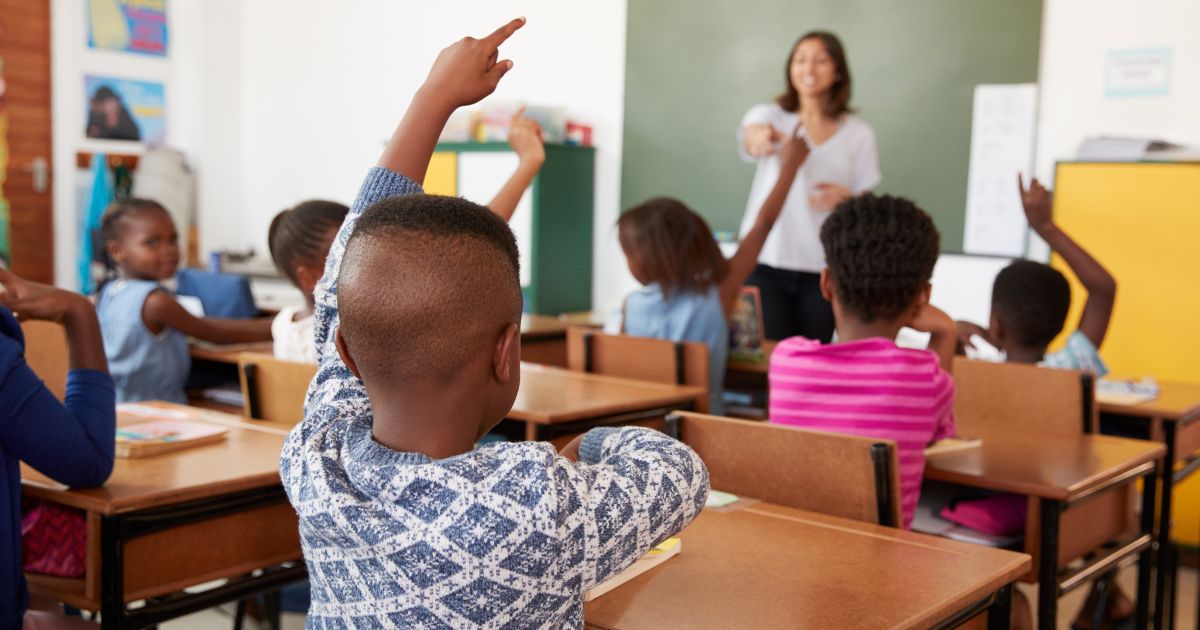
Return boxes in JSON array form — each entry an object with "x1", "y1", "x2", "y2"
[{"x1": 1, "y1": 0, "x2": 1197, "y2": 628}]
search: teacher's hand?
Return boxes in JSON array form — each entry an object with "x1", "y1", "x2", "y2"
[
  {"x1": 809, "y1": 182, "x2": 853, "y2": 212},
  {"x1": 744, "y1": 123, "x2": 784, "y2": 157}
]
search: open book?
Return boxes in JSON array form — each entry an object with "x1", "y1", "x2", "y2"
[{"x1": 584, "y1": 537, "x2": 682, "y2": 601}]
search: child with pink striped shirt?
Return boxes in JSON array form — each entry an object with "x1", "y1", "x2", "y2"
[{"x1": 768, "y1": 194, "x2": 956, "y2": 529}]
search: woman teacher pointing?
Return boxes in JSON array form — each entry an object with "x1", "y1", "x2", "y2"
[{"x1": 738, "y1": 31, "x2": 880, "y2": 342}]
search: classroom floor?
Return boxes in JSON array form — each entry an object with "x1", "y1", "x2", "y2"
[{"x1": 157, "y1": 567, "x2": 1198, "y2": 629}]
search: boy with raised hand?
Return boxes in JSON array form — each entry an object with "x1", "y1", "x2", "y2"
[
  {"x1": 956, "y1": 174, "x2": 1117, "y2": 375},
  {"x1": 280, "y1": 18, "x2": 709, "y2": 628}
]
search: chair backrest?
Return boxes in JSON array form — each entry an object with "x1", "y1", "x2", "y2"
[
  {"x1": 671, "y1": 411, "x2": 902, "y2": 527},
  {"x1": 20, "y1": 321, "x2": 69, "y2": 401},
  {"x1": 566, "y1": 327, "x2": 709, "y2": 412},
  {"x1": 952, "y1": 356, "x2": 1096, "y2": 436},
  {"x1": 176, "y1": 268, "x2": 257, "y2": 318},
  {"x1": 237, "y1": 352, "x2": 317, "y2": 425}
]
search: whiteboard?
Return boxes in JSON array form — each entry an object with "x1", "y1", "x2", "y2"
[
  {"x1": 962, "y1": 84, "x2": 1039, "y2": 256},
  {"x1": 929, "y1": 252, "x2": 1013, "y2": 325},
  {"x1": 456, "y1": 152, "x2": 533, "y2": 288}
]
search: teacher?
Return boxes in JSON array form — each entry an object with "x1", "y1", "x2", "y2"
[{"x1": 737, "y1": 31, "x2": 880, "y2": 343}]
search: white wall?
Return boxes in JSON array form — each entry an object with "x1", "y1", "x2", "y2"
[
  {"x1": 225, "y1": 0, "x2": 636, "y2": 314},
  {"x1": 1035, "y1": 0, "x2": 1200, "y2": 180}
]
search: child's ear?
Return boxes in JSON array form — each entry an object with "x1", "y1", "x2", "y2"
[
  {"x1": 334, "y1": 327, "x2": 362, "y2": 380},
  {"x1": 106, "y1": 240, "x2": 123, "y2": 263},
  {"x1": 989, "y1": 313, "x2": 1005, "y2": 345},
  {"x1": 295, "y1": 264, "x2": 320, "y2": 296},
  {"x1": 819, "y1": 268, "x2": 834, "y2": 301},
  {"x1": 493, "y1": 322, "x2": 520, "y2": 383}
]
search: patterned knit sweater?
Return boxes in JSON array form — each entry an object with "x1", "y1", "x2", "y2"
[{"x1": 280, "y1": 167, "x2": 710, "y2": 628}]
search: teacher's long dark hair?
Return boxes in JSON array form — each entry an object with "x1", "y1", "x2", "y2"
[{"x1": 776, "y1": 31, "x2": 854, "y2": 117}]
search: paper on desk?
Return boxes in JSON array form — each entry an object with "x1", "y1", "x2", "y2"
[
  {"x1": 705, "y1": 490, "x2": 739, "y2": 508},
  {"x1": 118, "y1": 403, "x2": 189, "y2": 419}
]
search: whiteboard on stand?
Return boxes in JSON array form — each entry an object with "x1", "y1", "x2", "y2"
[{"x1": 962, "y1": 84, "x2": 1038, "y2": 257}]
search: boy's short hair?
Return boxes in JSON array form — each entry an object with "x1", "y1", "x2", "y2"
[
  {"x1": 991, "y1": 260, "x2": 1070, "y2": 347},
  {"x1": 819, "y1": 194, "x2": 940, "y2": 323},
  {"x1": 337, "y1": 194, "x2": 522, "y2": 384}
]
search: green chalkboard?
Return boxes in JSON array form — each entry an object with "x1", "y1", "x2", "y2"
[{"x1": 621, "y1": 0, "x2": 1042, "y2": 250}]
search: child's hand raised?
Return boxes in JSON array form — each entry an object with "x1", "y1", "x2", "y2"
[
  {"x1": 778, "y1": 123, "x2": 810, "y2": 173},
  {"x1": 507, "y1": 106, "x2": 545, "y2": 167},
  {"x1": 1018, "y1": 173, "x2": 1054, "y2": 234},
  {"x1": 0, "y1": 268, "x2": 92, "y2": 324},
  {"x1": 421, "y1": 17, "x2": 526, "y2": 110}
]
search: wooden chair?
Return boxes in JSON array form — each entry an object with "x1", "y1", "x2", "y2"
[
  {"x1": 952, "y1": 356, "x2": 1097, "y2": 436},
  {"x1": 669, "y1": 411, "x2": 902, "y2": 527},
  {"x1": 237, "y1": 353, "x2": 316, "y2": 426},
  {"x1": 20, "y1": 320, "x2": 69, "y2": 401},
  {"x1": 566, "y1": 327, "x2": 709, "y2": 413}
]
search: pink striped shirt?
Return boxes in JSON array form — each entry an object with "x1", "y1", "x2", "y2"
[{"x1": 768, "y1": 336, "x2": 955, "y2": 529}]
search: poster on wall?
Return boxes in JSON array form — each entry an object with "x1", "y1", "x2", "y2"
[
  {"x1": 962, "y1": 84, "x2": 1038, "y2": 257},
  {"x1": 87, "y1": 0, "x2": 168, "y2": 57},
  {"x1": 84, "y1": 75, "x2": 165, "y2": 144}
]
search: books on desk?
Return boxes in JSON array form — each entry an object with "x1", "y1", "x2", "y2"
[
  {"x1": 585, "y1": 537, "x2": 682, "y2": 601},
  {"x1": 116, "y1": 404, "x2": 231, "y2": 458}
]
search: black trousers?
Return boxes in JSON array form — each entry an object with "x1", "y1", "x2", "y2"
[{"x1": 746, "y1": 264, "x2": 836, "y2": 343}]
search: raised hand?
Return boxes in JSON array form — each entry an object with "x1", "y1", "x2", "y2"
[
  {"x1": 421, "y1": 17, "x2": 526, "y2": 110},
  {"x1": 1017, "y1": 173, "x2": 1053, "y2": 234},
  {"x1": 507, "y1": 106, "x2": 545, "y2": 167},
  {"x1": 0, "y1": 268, "x2": 92, "y2": 324},
  {"x1": 778, "y1": 123, "x2": 810, "y2": 174}
]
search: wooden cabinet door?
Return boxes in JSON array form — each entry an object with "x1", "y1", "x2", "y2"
[{"x1": 0, "y1": 0, "x2": 53, "y2": 283}]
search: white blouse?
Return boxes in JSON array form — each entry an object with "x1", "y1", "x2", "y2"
[
  {"x1": 271, "y1": 306, "x2": 317, "y2": 364},
  {"x1": 737, "y1": 103, "x2": 881, "y2": 273}
]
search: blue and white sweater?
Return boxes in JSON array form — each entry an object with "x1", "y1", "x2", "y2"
[{"x1": 280, "y1": 167, "x2": 710, "y2": 629}]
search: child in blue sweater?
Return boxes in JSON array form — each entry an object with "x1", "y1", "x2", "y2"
[
  {"x1": 280, "y1": 19, "x2": 708, "y2": 628},
  {"x1": 0, "y1": 268, "x2": 114, "y2": 628}
]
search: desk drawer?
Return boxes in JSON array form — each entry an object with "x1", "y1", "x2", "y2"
[{"x1": 123, "y1": 500, "x2": 301, "y2": 601}]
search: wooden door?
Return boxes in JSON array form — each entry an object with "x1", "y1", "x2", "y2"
[{"x1": 0, "y1": 0, "x2": 53, "y2": 283}]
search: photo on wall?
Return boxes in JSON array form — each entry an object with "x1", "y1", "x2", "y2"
[
  {"x1": 84, "y1": 76, "x2": 165, "y2": 144},
  {"x1": 87, "y1": 0, "x2": 168, "y2": 57}
]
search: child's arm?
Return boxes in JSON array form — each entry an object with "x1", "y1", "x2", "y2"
[
  {"x1": 954, "y1": 320, "x2": 993, "y2": 355},
  {"x1": 310, "y1": 18, "x2": 525, "y2": 368},
  {"x1": 378, "y1": 18, "x2": 525, "y2": 183},
  {"x1": 488, "y1": 108, "x2": 545, "y2": 221},
  {"x1": 720, "y1": 127, "x2": 808, "y2": 315},
  {"x1": 555, "y1": 427, "x2": 708, "y2": 589},
  {"x1": 142, "y1": 291, "x2": 272, "y2": 344},
  {"x1": 1019, "y1": 175, "x2": 1117, "y2": 348},
  {"x1": 0, "y1": 270, "x2": 115, "y2": 487},
  {"x1": 909, "y1": 303, "x2": 956, "y2": 372}
]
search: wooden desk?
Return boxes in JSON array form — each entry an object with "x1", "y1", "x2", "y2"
[
  {"x1": 509, "y1": 363, "x2": 704, "y2": 441},
  {"x1": 520, "y1": 314, "x2": 569, "y2": 367},
  {"x1": 22, "y1": 403, "x2": 302, "y2": 629},
  {"x1": 1099, "y1": 381, "x2": 1200, "y2": 630},
  {"x1": 925, "y1": 426, "x2": 1164, "y2": 630},
  {"x1": 584, "y1": 501, "x2": 1030, "y2": 629},
  {"x1": 189, "y1": 340, "x2": 274, "y2": 365}
]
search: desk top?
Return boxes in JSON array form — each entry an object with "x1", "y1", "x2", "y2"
[
  {"x1": 509, "y1": 363, "x2": 704, "y2": 425},
  {"x1": 584, "y1": 501, "x2": 1029, "y2": 629},
  {"x1": 1098, "y1": 380, "x2": 1200, "y2": 423},
  {"x1": 725, "y1": 340, "x2": 778, "y2": 374},
  {"x1": 21, "y1": 403, "x2": 286, "y2": 515},
  {"x1": 520, "y1": 314, "x2": 569, "y2": 339},
  {"x1": 189, "y1": 341, "x2": 274, "y2": 365},
  {"x1": 924, "y1": 425, "x2": 1164, "y2": 501}
]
